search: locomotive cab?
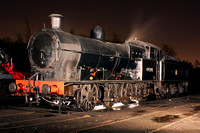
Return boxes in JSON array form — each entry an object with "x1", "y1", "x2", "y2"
[{"x1": 142, "y1": 42, "x2": 162, "y2": 81}]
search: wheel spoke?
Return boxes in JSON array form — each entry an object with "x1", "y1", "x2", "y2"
[
  {"x1": 82, "y1": 85, "x2": 88, "y2": 96},
  {"x1": 82, "y1": 97, "x2": 87, "y2": 103}
]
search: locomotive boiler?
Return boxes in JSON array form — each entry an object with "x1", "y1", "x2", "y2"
[
  {"x1": 8, "y1": 14, "x2": 188, "y2": 111},
  {"x1": 28, "y1": 25, "x2": 131, "y2": 81}
]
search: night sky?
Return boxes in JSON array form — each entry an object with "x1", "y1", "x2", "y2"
[{"x1": 0, "y1": 0, "x2": 200, "y2": 62}]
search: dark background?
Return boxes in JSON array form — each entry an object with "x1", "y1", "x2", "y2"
[{"x1": 0, "y1": 0, "x2": 200, "y2": 63}]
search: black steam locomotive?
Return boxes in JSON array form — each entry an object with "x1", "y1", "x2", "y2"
[{"x1": 9, "y1": 14, "x2": 188, "y2": 111}]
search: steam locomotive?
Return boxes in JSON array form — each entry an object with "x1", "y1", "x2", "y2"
[{"x1": 7, "y1": 14, "x2": 188, "y2": 111}]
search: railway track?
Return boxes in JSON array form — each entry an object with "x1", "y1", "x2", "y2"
[{"x1": 0, "y1": 95, "x2": 200, "y2": 132}]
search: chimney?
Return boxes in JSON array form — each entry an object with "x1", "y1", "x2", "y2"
[{"x1": 49, "y1": 14, "x2": 63, "y2": 30}]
